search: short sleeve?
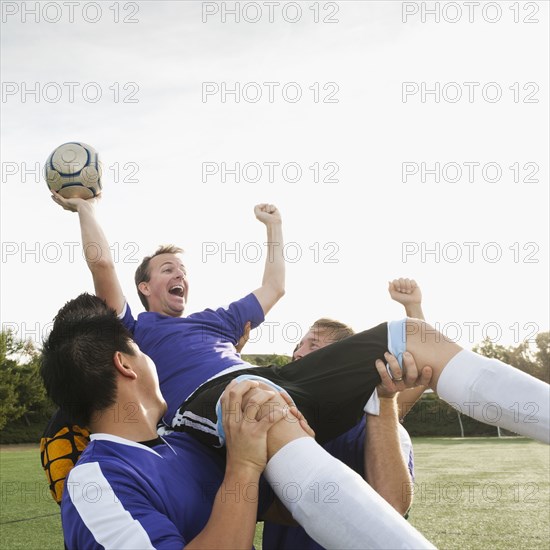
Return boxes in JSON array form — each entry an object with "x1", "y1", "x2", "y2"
[
  {"x1": 118, "y1": 300, "x2": 137, "y2": 335},
  {"x1": 211, "y1": 294, "x2": 265, "y2": 343},
  {"x1": 63, "y1": 462, "x2": 185, "y2": 550}
]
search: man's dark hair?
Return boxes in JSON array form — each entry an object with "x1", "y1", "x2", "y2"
[
  {"x1": 134, "y1": 244, "x2": 184, "y2": 311},
  {"x1": 40, "y1": 293, "x2": 135, "y2": 426}
]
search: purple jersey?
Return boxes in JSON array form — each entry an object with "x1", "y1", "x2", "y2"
[
  {"x1": 62, "y1": 433, "x2": 227, "y2": 549},
  {"x1": 120, "y1": 294, "x2": 264, "y2": 424}
]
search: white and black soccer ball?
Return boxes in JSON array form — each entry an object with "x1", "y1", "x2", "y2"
[{"x1": 44, "y1": 142, "x2": 102, "y2": 199}]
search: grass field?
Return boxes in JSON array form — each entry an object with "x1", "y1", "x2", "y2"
[
  {"x1": 1, "y1": 438, "x2": 548, "y2": 549},
  {"x1": 405, "y1": 438, "x2": 550, "y2": 549}
]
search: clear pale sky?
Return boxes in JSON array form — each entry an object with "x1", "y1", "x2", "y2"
[{"x1": 1, "y1": 1, "x2": 548, "y2": 354}]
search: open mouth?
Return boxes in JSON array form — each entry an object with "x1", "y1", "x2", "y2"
[{"x1": 169, "y1": 285, "x2": 185, "y2": 298}]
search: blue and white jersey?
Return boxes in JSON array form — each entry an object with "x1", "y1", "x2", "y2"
[
  {"x1": 120, "y1": 293, "x2": 265, "y2": 424},
  {"x1": 62, "y1": 432, "x2": 227, "y2": 549}
]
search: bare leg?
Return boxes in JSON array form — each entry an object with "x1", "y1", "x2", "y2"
[
  {"x1": 404, "y1": 318, "x2": 463, "y2": 390},
  {"x1": 403, "y1": 319, "x2": 549, "y2": 443}
]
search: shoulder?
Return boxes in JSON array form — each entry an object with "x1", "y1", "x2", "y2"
[{"x1": 63, "y1": 438, "x2": 162, "y2": 507}]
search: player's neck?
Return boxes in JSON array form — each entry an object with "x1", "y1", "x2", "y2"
[{"x1": 89, "y1": 399, "x2": 162, "y2": 443}]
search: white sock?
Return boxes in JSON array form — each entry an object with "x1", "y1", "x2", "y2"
[
  {"x1": 264, "y1": 437, "x2": 435, "y2": 550},
  {"x1": 437, "y1": 349, "x2": 549, "y2": 443}
]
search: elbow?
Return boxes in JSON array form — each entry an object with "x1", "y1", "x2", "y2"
[
  {"x1": 267, "y1": 284, "x2": 285, "y2": 301},
  {"x1": 395, "y1": 500, "x2": 412, "y2": 517},
  {"x1": 270, "y1": 286, "x2": 285, "y2": 305},
  {"x1": 385, "y1": 498, "x2": 411, "y2": 517},
  {"x1": 88, "y1": 257, "x2": 115, "y2": 273},
  {"x1": 372, "y1": 480, "x2": 413, "y2": 517}
]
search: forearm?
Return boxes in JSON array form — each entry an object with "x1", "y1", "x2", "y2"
[
  {"x1": 262, "y1": 222, "x2": 285, "y2": 294},
  {"x1": 401, "y1": 298, "x2": 425, "y2": 418},
  {"x1": 186, "y1": 465, "x2": 261, "y2": 549},
  {"x1": 398, "y1": 386, "x2": 426, "y2": 420},
  {"x1": 254, "y1": 222, "x2": 285, "y2": 314},
  {"x1": 365, "y1": 398, "x2": 412, "y2": 515},
  {"x1": 76, "y1": 202, "x2": 124, "y2": 312},
  {"x1": 76, "y1": 202, "x2": 114, "y2": 270},
  {"x1": 405, "y1": 303, "x2": 424, "y2": 320}
]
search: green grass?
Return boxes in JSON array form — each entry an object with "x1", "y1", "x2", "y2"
[
  {"x1": 406, "y1": 437, "x2": 550, "y2": 549},
  {"x1": 0, "y1": 447, "x2": 63, "y2": 549},
  {"x1": 1, "y1": 438, "x2": 549, "y2": 549}
]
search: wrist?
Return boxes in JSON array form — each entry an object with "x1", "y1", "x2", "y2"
[
  {"x1": 405, "y1": 305, "x2": 423, "y2": 318},
  {"x1": 379, "y1": 395, "x2": 398, "y2": 405},
  {"x1": 265, "y1": 221, "x2": 283, "y2": 231},
  {"x1": 220, "y1": 465, "x2": 261, "y2": 507},
  {"x1": 76, "y1": 201, "x2": 94, "y2": 214},
  {"x1": 378, "y1": 396, "x2": 398, "y2": 413},
  {"x1": 376, "y1": 386, "x2": 398, "y2": 399},
  {"x1": 225, "y1": 459, "x2": 263, "y2": 481}
]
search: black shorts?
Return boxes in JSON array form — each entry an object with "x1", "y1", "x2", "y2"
[{"x1": 173, "y1": 322, "x2": 389, "y2": 447}]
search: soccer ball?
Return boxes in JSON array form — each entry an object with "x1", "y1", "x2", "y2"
[{"x1": 44, "y1": 142, "x2": 102, "y2": 199}]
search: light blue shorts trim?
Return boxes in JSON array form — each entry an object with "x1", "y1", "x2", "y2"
[
  {"x1": 387, "y1": 318, "x2": 408, "y2": 371},
  {"x1": 215, "y1": 374, "x2": 290, "y2": 446}
]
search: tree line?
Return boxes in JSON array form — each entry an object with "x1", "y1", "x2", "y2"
[{"x1": 1, "y1": 330, "x2": 548, "y2": 442}]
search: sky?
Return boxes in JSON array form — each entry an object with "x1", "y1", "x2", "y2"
[{"x1": 1, "y1": 0, "x2": 548, "y2": 355}]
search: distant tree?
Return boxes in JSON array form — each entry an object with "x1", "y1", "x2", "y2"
[
  {"x1": 0, "y1": 330, "x2": 51, "y2": 431},
  {"x1": 14, "y1": 358, "x2": 51, "y2": 426},
  {"x1": 0, "y1": 331, "x2": 26, "y2": 431},
  {"x1": 242, "y1": 354, "x2": 291, "y2": 367},
  {"x1": 473, "y1": 332, "x2": 549, "y2": 384},
  {"x1": 0, "y1": 371, "x2": 23, "y2": 431},
  {"x1": 534, "y1": 332, "x2": 549, "y2": 380}
]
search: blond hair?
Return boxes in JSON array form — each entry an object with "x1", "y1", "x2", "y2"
[{"x1": 310, "y1": 318, "x2": 355, "y2": 343}]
